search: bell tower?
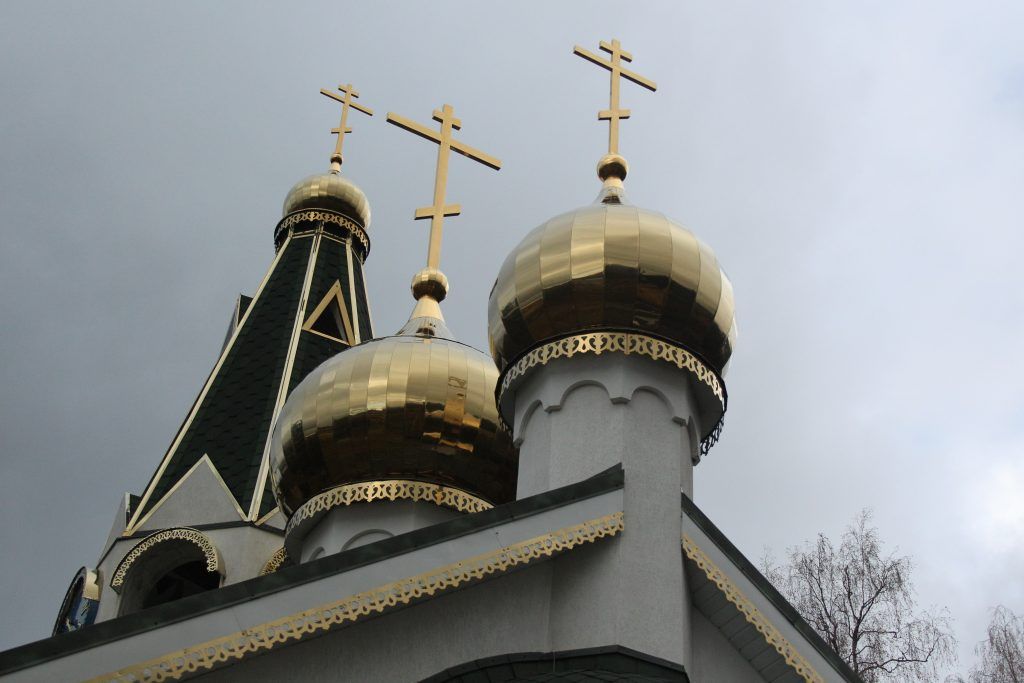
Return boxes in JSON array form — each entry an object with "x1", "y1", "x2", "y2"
[{"x1": 55, "y1": 82, "x2": 378, "y2": 630}]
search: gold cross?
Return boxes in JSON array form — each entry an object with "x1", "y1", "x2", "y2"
[
  {"x1": 573, "y1": 39, "x2": 657, "y2": 156},
  {"x1": 320, "y1": 83, "x2": 374, "y2": 171},
  {"x1": 387, "y1": 104, "x2": 501, "y2": 270}
]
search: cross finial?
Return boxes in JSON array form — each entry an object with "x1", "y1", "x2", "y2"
[
  {"x1": 386, "y1": 104, "x2": 501, "y2": 283},
  {"x1": 320, "y1": 83, "x2": 374, "y2": 173},
  {"x1": 573, "y1": 38, "x2": 656, "y2": 177}
]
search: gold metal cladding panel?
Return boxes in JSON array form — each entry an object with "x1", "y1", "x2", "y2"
[
  {"x1": 539, "y1": 211, "x2": 578, "y2": 334},
  {"x1": 569, "y1": 206, "x2": 607, "y2": 328},
  {"x1": 514, "y1": 225, "x2": 552, "y2": 343},
  {"x1": 488, "y1": 202, "x2": 735, "y2": 374},
  {"x1": 287, "y1": 480, "x2": 493, "y2": 539},
  {"x1": 634, "y1": 210, "x2": 674, "y2": 329},
  {"x1": 89, "y1": 513, "x2": 623, "y2": 683},
  {"x1": 682, "y1": 534, "x2": 824, "y2": 683},
  {"x1": 602, "y1": 205, "x2": 641, "y2": 330},
  {"x1": 271, "y1": 335, "x2": 517, "y2": 516}
]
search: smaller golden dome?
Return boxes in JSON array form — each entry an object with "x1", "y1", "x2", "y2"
[
  {"x1": 282, "y1": 171, "x2": 371, "y2": 227},
  {"x1": 270, "y1": 286, "x2": 517, "y2": 518}
]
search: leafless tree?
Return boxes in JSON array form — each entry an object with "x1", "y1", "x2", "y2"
[
  {"x1": 762, "y1": 509, "x2": 956, "y2": 682},
  {"x1": 967, "y1": 606, "x2": 1024, "y2": 683}
]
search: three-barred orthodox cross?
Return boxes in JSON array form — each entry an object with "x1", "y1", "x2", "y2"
[
  {"x1": 386, "y1": 104, "x2": 501, "y2": 270},
  {"x1": 320, "y1": 83, "x2": 374, "y2": 171},
  {"x1": 573, "y1": 39, "x2": 657, "y2": 156}
]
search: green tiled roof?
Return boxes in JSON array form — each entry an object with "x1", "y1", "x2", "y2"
[{"x1": 134, "y1": 230, "x2": 371, "y2": 521}]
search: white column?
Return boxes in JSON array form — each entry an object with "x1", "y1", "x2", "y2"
[{"x1": 506, "y1": 353, "x2": 702, "y2": 668}]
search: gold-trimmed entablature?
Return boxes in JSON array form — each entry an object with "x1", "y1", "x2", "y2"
[
  {"x1": 269, "y1": 331, "x2": 518, "y2": 519},
  {"x1": 282, "y1": 172, "x2": 371, "y2": 230},
  {"x1": 273, "y1": 208, "x2": 371, "y2": 259},
  {"x1": 284, "y1": 480, "x2": 493, "y2": 555},
  {"x1": 498, "y1": 331, "x2": 726, "y2": 455}
]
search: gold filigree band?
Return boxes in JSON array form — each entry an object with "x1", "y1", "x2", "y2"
[
  {"x1": 682, "y1": 534, "x2": 823, "y2": 683},
  {"x1": 276, "y1": 210, "x2": 370, "y2": 257},
  {"x1": 110, "y1": 528, "x2": 220, "y2": 592},
  {"x1": 500, "y1": 332, "x2": 723, "y2": 404},
  {"x1": 92, "y1": 512, "x2": 624, "y2": 682},
  {"x1": 286, "y1": 480, "x2": 493, "y2": 539},
  {"x1": 259, "y1": 547, "x2": 289, "y2": 576},
  {"x1": 497, "y1": 332, "x2": 726, "y2": 454}
]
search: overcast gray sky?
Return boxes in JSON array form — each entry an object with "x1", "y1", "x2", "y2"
[{"x1": 1, "y1": 1, "x2": 1022, "y2": 674}]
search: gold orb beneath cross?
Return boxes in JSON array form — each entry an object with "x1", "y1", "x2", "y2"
[
  {"x1": 411, "y1": 268, "x2": 449, "y2": 302},
  {"x1": 597, "y1": 154, "x2": 629, "y2": 182}
]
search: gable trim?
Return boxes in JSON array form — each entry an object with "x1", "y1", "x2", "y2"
[
  {"x1": 683, "y1": 533, "x2": 823, "y2": 683},
  {"x1": 301, "y1": 278, "x2": 355, "y2": 345},
  {"x1": 89, "y1": 512, "x2": 624, "y2": 682},
  {"x1": 246, "y1": 232, "x2": 324, "y2": 520}
]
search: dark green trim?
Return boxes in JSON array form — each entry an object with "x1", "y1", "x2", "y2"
[
  {"x1": 680, "y1": 493, "x2": 863, "y2": 682},
  {"x1": 421, "y1": 645, "x2": 689, "y2": 682},
  {"x1": 0, "y1": 466, "x2": 623, "y2": 676}
]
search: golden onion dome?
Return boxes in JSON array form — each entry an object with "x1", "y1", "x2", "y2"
[
  {"x1": 270, "y1": 270, "x2": 517, "y2": 519},
  {"x1": 487, "y1": 156, "x2": 736, "y2": 451},
  {"x1": 282, "y1": 170, "x2": 371, "y2": 228}
]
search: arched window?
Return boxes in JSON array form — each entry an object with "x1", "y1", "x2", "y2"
[
  {"x1": 111, "y1": 528, "x2": 222, "y2": 616},
  {"x1": 52, "y1": 567, "x2": 100, "y2": 635}
]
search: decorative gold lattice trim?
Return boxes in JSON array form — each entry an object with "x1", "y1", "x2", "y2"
[
  {"x1": 278, "y1": 210, "x2": 369, "y2": 256},
  {"x1": 286, "y1": 480, "x2": 493, "y2": 537},
  {"x1": 91, "y1": 512, "x2": 624, "y2": 682},
  {"x1": 110, "y1": 528, "x2": 220, "y2": 592},
  {"x1": 259, "y1": 547, "x2": 288, "y2": 576},
  {"x1": 499, "y1": 332, "x2": 724, "y2": 407},
  {"x1": 682, "y1": 534, "x2": 824, "y2": 683}
]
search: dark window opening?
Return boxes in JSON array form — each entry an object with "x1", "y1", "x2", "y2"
[{"x1": 139, "y1": 560, "x2": 220, "y2": 611}]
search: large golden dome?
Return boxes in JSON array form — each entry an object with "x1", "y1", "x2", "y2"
[
  {"x1": 270, "y1": 281, "x2": 517, "y2": 518},
  {"x1": 488, "y1": 187, "x2": 736, "y2": 375},
  {"x1": 282, "y1": 171, "x2": 371, "y2": 227},
  {"x1": 487, "y1": 160, "x2": 736, "y2": 453}
]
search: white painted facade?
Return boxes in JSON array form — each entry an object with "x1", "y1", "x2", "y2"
[
  {"x1": 506, "y1": 353, "x2": 701, "y2": 668},
  {"x1": 90, "y1": 458, "x2": 284, "y2": 623},
  {"x1": 292, "y1": 501, "x2": 459, "y2": 563}
]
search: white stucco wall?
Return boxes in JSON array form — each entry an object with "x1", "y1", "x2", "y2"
[
  {"x1": 90, "y1": 460, "x2": 284, "y2": 623},
  {"x1": 689, "y1": 609, "x2": 766, "y2": 682},
  {"x1": 195, "y1": 564, "x2": 554, "y2": 682},
  {"x1": 508, "y1": 354, "x2": 702, "y2": 670},
  {"x1": 295, "y1": 500, "x2": 460, "y2": 563}
]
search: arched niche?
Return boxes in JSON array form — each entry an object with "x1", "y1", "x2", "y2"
[
  {"x1": 52, "y1": 567, "x2": 100, "y2": 635},
  {"x1": 111, "y1": 528, "x2": 222, "y2": 616}
]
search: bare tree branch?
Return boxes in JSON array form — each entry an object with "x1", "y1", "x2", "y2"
[
  {"x1": 969, "y1": 606, "x2": 1024, "y2": 683},
  {"x1": 761, "y1": 509, "x2": 957, "y2": 682}
]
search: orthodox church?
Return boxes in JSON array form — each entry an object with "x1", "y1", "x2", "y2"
[{"x1": 0, "y1": 41, "x2": 861, "y2": 682}]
